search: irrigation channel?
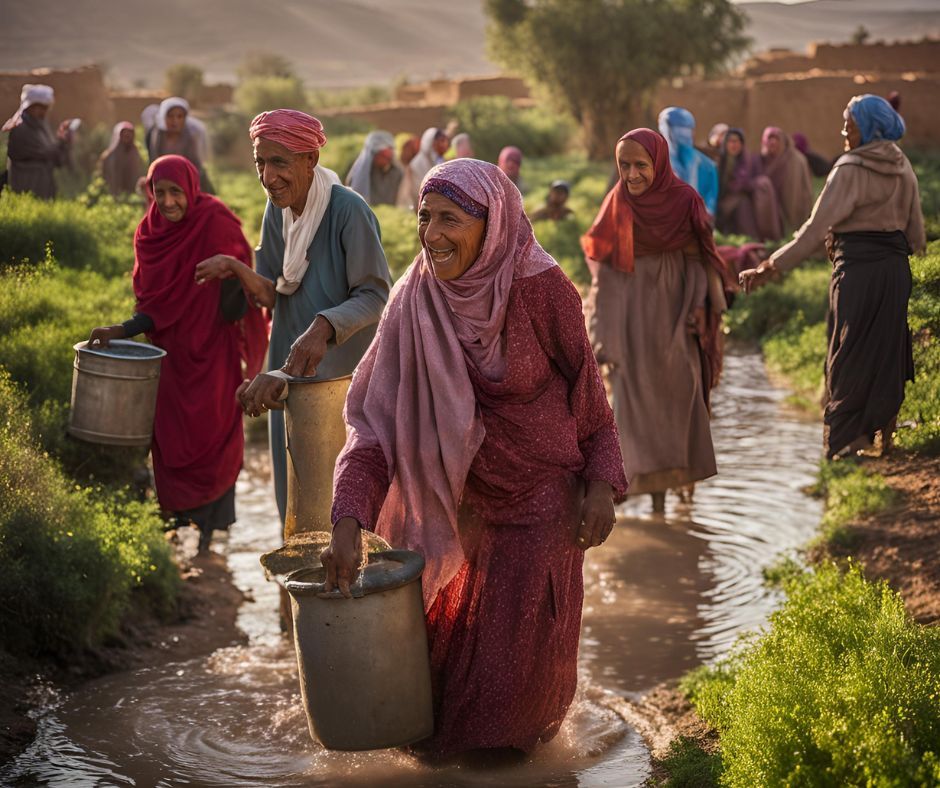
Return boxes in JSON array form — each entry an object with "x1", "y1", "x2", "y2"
[{"x1": 4, "y1": 351, "x2": 822, "y2": 787}]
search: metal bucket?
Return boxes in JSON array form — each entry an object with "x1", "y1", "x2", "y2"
[
  {"x1": 285, "y1": 550, "x2": 434, "y2": 751},
  {"x1": 68, "y1": 340, "x2": 166, "y2": 446},
  {"x1": 283, "y1": 374, "x2": 352, "y2": 539}
]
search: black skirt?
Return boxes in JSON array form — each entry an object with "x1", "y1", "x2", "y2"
[
  {"x1": 176, "y1": 483, "x2": 236, "y2": 534},
  {"x1": 824, "y1": 230, "x2": 914, "y2": 458}
]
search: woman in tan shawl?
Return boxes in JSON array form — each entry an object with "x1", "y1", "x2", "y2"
[
  {"x1": 761, "y1": 126, "x2": 814, "y2": 235},
  {"x1": 582, "y1": 129, "x2": 736, "y2": 513},
  {"x1": 99, "y1": 121, "x2": 144, "y2": 196},
  {"x1": 742, "y1": 96, "x2": 925, "y2": 459}
]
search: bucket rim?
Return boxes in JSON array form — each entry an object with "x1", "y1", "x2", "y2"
[
  {"x1": 285, "y1": 549, "x2": 424, "y2": 599},
  {"x1": 74, "y1": 339, "x2": 167, "y2": 360},
  {"x1": 277, "y1": 372, "x2": 353, "y2": 385}
]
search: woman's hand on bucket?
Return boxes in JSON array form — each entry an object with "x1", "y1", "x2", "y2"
[
  {"x1": 88, "y1": 324, "x2": 126, "y2": 348},
  {"x1": 321, "y1": 518, "x2": 363, "y2": 598},
  {"x1": 576, "y1": 480, "x2": 615, "y2": 550}
]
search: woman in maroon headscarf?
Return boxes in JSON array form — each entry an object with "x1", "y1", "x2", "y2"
[
  {"x1": 88, "y1": 155, "x2": 268, "y2": 550},
  {"x1": 761, "y1": 126, "x2": 814, "y2": 235},
  {"x1": 582, "y1": 128, "x2": 736, "y2": 512},
  {"x1": 716, "y1": 128, "x2": 783, "y2": 242},
  {"x1": 321, "y1": 158, "x2": 626, "y2": 758}
]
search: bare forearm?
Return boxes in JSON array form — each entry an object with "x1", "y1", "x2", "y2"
[{"x1": 229, "y1": 259, "x2": 276, "y2": 309}]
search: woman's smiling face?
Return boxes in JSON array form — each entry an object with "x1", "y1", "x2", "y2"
[
  {"x1": 417, "y1": 192, "x2": 486, "y2": 281},
  {"x1": 152, "y1": 178, "x2": 187, "y2": 222}
]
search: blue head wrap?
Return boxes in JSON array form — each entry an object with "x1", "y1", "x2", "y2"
[{"x1": 847, "y1": 94, "x2": 905, "y2": 146}]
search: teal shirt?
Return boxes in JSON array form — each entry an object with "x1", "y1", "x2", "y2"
[{"x1": 255, "y1": 184, "x2": 392, "y2": 524}]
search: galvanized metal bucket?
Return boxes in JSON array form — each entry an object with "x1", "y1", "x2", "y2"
[
  {"x1": 68, "y1": 340, "x2": 166, "y2": 446},
  {"x1": 285, "y1": 549, "x2": 434, "y2": 751},
  {"x1": 282, "y1": 374, "x2": 352, "y2": 539}
]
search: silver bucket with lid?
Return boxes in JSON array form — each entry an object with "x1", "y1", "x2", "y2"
[
  {"x1": 68, "y1": 339, "x2": 166, "y2": 446},
  {"x1": 285, "y1": 549, "x2": 434, "y2": 751}
]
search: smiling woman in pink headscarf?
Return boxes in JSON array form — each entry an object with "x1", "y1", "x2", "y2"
[{"x1": 322, "y1": 158, "x2": 626, "y2": 758}]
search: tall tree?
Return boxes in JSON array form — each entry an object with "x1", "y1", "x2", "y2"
[{"x1": 485, "y1": 0, "x2": 750, "y2": 159}]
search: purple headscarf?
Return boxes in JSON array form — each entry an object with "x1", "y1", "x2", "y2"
[{"x1": 335, "y1": 158, "x2": 556, "y2": 610}]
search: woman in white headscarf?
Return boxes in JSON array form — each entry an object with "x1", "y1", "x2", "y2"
[
  {"x1": 3, "y1": 84, "x2": 73, "y2": 199},
  {"x1": 399, "y1": 127, "x2": 449, "y2": 211},
  {"x1": 146, "y1": 97, "x2": 213, "y2": 193},
  {"x1": 344, "y1": 130, "x2": 402, "y2": 206}
]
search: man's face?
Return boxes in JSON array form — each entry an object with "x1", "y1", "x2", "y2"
[
  {"x1": 253, "y1": 137, "x2": 317, "y2": 213},
  {"x1": 25, "y1": 103, "x2": 49, "y2": 121}
]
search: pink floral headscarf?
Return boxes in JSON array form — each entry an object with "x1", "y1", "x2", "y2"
[{"x1": 335, "y1": 158, "x2": 556, "y2": 610}]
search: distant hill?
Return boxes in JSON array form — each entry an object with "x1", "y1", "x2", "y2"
[{"x1": 1, "y1": 0, "x2": 938, "y2": 89}]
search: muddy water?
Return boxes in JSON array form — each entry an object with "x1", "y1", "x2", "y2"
[{"x1": 3, "y1": 352, "x2": 821, "y2": 787}]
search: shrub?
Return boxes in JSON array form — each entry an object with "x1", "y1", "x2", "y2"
[
  {"x1": 235, "y1": 76, "x2": 308, "y2": 120},
  {"x1": 0, "y1": 191, "x2": 138, "y2": 277},
  {"x1": 372, "y1": 205, "x2": 421, "y2": 278},
  {"x1": 449, "y1": 97, "x2": 575, "y2": 163},
  {"x1": 691, "y1": 563, "x2": 940, "y2": 787},
  {"x1": 724, "y1": 261, "x2": 829, "y2": 343},
  {"x1": 0, "y1": 263, "x2": 146, "y2": 485},
  {"x1": 0, "y1": 370, "x2": 178, "y2": 657},
  {"x1": 164, "y1": 64, "x2": 204, "y2": 104}
]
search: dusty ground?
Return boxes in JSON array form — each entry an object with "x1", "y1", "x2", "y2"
[
  {"x1": 0, "y1": 529, "x2": 246, "y2": 767},
  {"x1": 622, "y1": 449, "x2": 940, "y2": 784}
]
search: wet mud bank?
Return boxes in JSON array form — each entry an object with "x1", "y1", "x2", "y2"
[{"x1": 0, "y1": 538, "x2": 246, "y2": 767}]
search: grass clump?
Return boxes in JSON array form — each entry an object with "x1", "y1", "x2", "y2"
[
  {"x1": 0, "y1": 191, "x2": 139, "y2": 277},
  {"x1": 655, "y1": 737, "x2": 722, "y2": 787},
  {"x1": 0, "y1": 371, "x2": 178, "y2": 658},
  {"x1": 812, "y1": 459, "x2": 895, "y2": 547},
  {"x1": 689, "y1": 562, "x2": 940, "y2": 787},
  {"x1": 0, "y1": 262, "x2": 146, "y2": 485}
]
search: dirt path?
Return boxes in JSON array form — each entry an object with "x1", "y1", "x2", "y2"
[{"x1": 0, "y1": 536, "x2": 246, "y2": 766}]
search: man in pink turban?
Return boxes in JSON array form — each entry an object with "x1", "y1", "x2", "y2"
[{"x1": 194, "y1": 108, "x2": 392, "y2": 528}]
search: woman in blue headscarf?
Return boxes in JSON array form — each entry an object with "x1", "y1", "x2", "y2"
[
  {"x1": 658, "y1": 107, "x2": 719, "y2": 217},
  {"x1": 740, "y1": 95, "x2": 925, "y2": 459}
]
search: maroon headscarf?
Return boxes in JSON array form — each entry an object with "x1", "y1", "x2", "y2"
[
  {"x1": 134, "y1": 155, "x2": 268, "y2": 510},
  {"x1": 581, "y1": 129, "x2": 736, "y2": 394}
]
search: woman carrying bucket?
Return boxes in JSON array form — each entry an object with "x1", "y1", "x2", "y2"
[
  {"x1": 88, "y1": 155, "x2": 268, "y2": 551},
  {"x1": 321, "y1": 158, "x2": 627, "y2": 757}
]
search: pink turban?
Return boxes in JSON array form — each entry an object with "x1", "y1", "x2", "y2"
[{"x1": 248, "y1": 109, "x2": 327, "y2": 153}]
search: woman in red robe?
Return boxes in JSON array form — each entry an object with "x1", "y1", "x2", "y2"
[
  {"x1": 322, "y1": 158, "x2": 627, "y2": 758},
  {"x1": 89, "y1": 155, "x2": 268, "y2": 550}
]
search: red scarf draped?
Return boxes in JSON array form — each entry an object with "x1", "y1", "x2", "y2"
[
  {"x1": 581, "y1": 128, "x2": 737, "y2": 395},
  {"x1": 134, "y1": 155, "x2": 269, "y2": 510}
]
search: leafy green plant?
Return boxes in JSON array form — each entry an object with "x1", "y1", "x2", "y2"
[
  {"x1": 812, "y1": 459, "x2": 895, "y2": 546},
  {"x1": 448, "y1": 97, "x2": 575, "y2": 163},
  {"x1": 690, "y1": 563, "x2": 940, "y2": 787},
  {"x1": 0, "y1": 370, "x2": 177, "y2": 657},
  {"x1": 0, "y1": 191, "x2": 139, "y2": 276}
]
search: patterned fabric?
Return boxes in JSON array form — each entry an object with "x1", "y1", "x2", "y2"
[
  {"x1": 421, "y1": 176, "x2": 488, "y2": 219},
  {"x1": 333, "y1": 158, "x2": 559, "y2": 613}
]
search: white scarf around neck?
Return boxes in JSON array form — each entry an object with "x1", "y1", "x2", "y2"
[{"x1": 277, "y1": 166, "x2": 339, "y2": 295}]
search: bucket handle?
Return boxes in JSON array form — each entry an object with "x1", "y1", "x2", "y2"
[
  {"x1": 73, "y1": 360, "x2": 160, "y2": 382},
  {"x1": 284, "y1": 549, "x2": 425, "y2": 599}
]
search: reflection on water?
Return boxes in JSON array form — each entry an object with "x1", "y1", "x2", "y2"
[{"x1": 3, "y1": 353, "x2": 820, "y2": 787}]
